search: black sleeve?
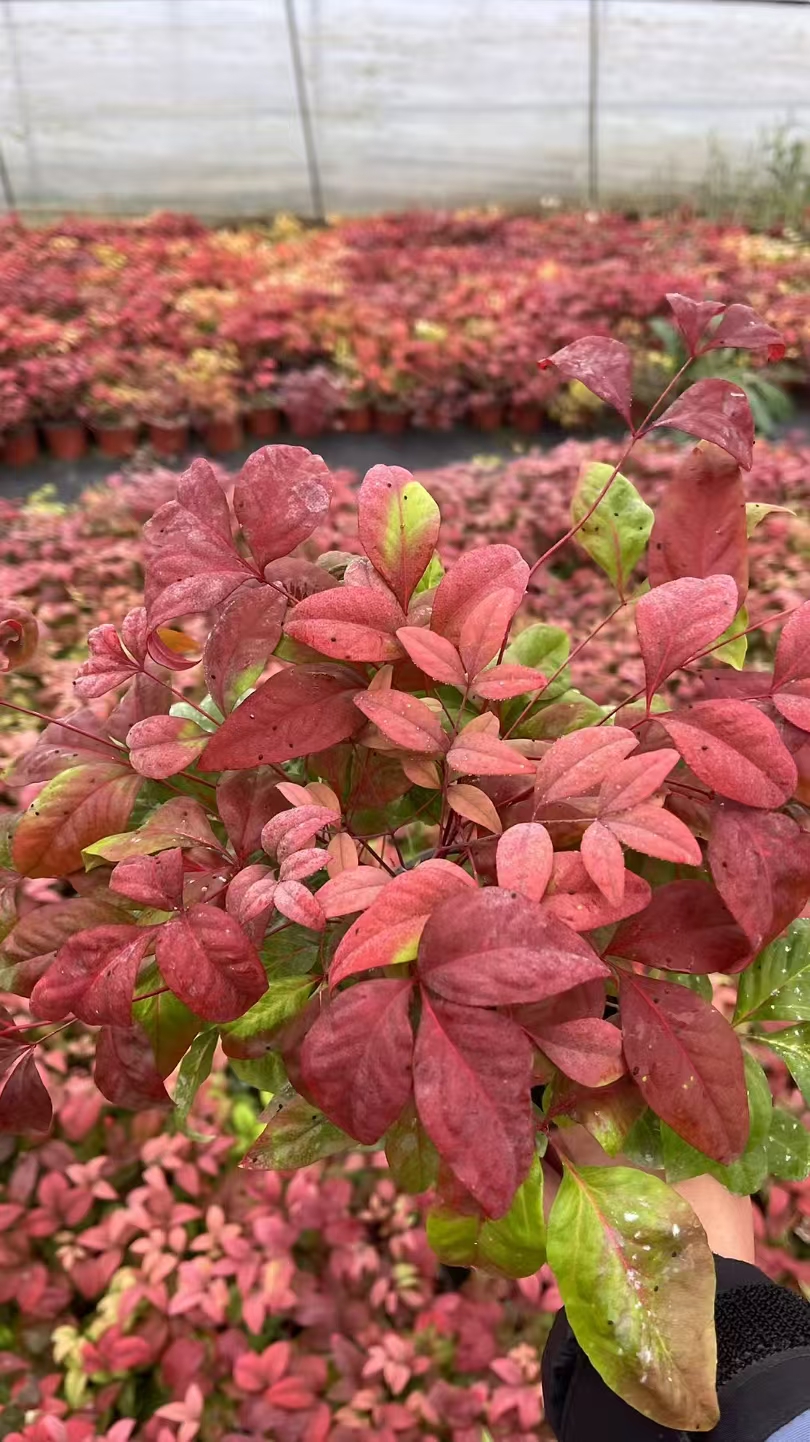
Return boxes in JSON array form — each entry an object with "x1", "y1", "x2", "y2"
[{"x1": 542, "y1": 1257, "x2": 810, "y2": 1442}]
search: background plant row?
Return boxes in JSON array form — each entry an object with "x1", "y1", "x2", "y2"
[{"x1": 0, "y1": 209, "x2": 808, "y2": 436}]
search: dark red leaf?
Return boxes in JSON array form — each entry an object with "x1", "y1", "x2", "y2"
[
  {"x1": 538, "y1": 336, "x2": 633, "y2": 427},
  {"x1": 431, "y1": 545, "x2": 529, "y2": 645},
  {"x1": 417, "y1": 887, "x2": 608, "y2": 1006},
  {"x1": 620, "y1": 972, "x2": 748, "y2": 1164},
  {"x1": 414, "y1": 995, "x2": 534, "y2": 1217},
  {"x1": 331, "y1": 859, "x2": 476, "y2": 988},
  {"x1": 707, "y1": 303, "x2": 785, "y2": 362},
  {"x1": 30, "y1": 925, "x2": 156, "y2": 1027},
  {"x1": 232, "y1": 445, "x2": 333, "y2": 569},
  {"x1": 659, "y1": 699, "x2": 797, "y2": 808},
  {"x1": 665, "y1": 294, "x2": 725, "y2": 356},
  {"x1": 355, "y1": 688, "x2": 447, "y2": 755},
  {"x1": 709, "y1": 806, "x2": 810, "y2": 952},
  {"x1": 156, "y1": 906, "x2": 266, "y2": 1022},
  {"x1": 284, "y1": 586, "x2": 406, "y2": 663},
  {"x1": 109, "y1": 849, "x2": 185, "y2": 911},
  {"x1": 534, "y1": 727, "x2": 637, "y2": 803},
  {"x1": 611, "y1": 880, "x2": 751, "y2": 974},
  {"x1": 0, "y1": 1052, "x2": 52, "y2": 1134},
  {"x1": 300, "y1": 979, "x2": 414, "y2": 1143},
  {"x1": 216, "y1": 769, "x2": 289, "y2": 858},
  {"x1": 0, "y1": 896, "x2": 125, "y2": 995},
  {"x1": 635, "y1": 575, "x2": 738, "y2": 702},
  {"x1": 94, "y1": 1025, "x2": 172, "y2": 1111},
  {"x1": 647, "y1": 443, "x2": 748, "y2": 603},
  {"x1": 543, "y1": 853, "x2": 651, "y2": 932},
  {"x1": 202, "y1": 665, "x2": 364, "y2": 771},
  {"x1": 651, "y1": 378, "x2": 755, "y2": 470},
  {"x1": 203, "y1": 584, "x2": 287, "y2": 715},
  {"x1": 525, "y1": 1010, "x2": 624, "y2": 1088}
]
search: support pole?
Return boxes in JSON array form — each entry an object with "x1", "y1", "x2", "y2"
[{"x1": 283, "y1": 0, "x2": 326, "y2": 222}]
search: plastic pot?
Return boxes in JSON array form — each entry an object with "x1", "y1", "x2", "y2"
[
  {"x1": 201, "y1": 417, "x2": 244, "y2": 454},
  {"x1": 5, "y1": 425, "x2": 39, "y2": 466},
  {"x1": 247, "y1": 407, "x2": 282, "y2": 440},
  {"x1": 93, "y1": 423, "x2": 139, "y2": 458},
  {"x1": 43, "y1": 419, "x2": 88, "y2": 461},
  {"x1": 148, "y1": 420, "x2": 189, "y2": 458},
  {"x1": 340, "y1": 404, "x2": 373, "y2": 434},
  {"x1": 509, "y1": 403, "x2": 542, "y2": 435},
  {"x1": 374, "y1": 408, "x2": 408, "y2": 436},
  {"x1": 468, "y1": 400, "x2": 504, "y2": 432}
]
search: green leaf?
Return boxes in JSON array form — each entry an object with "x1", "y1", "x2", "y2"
[
  {"x1": 222, "y1": 976, "x2": 315, "y2": 1044},
  {"x1": 515, "y1": 689, "x2": 606, "y2": 741},
  {"x1": 505, "y1": 623, "x2": 570, "y2": 688},
  {"x1": 768, "y1": 1108, "x2": 810, "y2": 1181},
  {"x1": 132, "y1": 965, "x2": 203, "y2": 1075},
  {"x1": 552, "y1": 1076, "x2": 646, "y2": 1158},
  {"x1": 661, "y1": 1053, "x2": 772, "y2": 1195},
  {"x1": 734, "y1": 921, "x2": 810, "y2": 1024},
  {"x1": 762, "y1": 1024, "x2": 810, "y2": 1105},
  {"x1": 547, "y1": 1163, "x2": 718, "y2": 1431},
  {"x1": 414, "y1": 552, "x2": 445, "y2": 596},
  {"x1": 385, "y1": 1102, "x2": 439, "y2": 1193},
  {"x1": 0, "y1": 813, "x2": 15, "y2": 870},
  {"x1": 746, "y1": 502, "x2": 796, "y2": 537},
  {"x1": 169, "y1": 694, "x2": 223, "y2": 734},
  {"x1": 262, "y1": 923, "x2": 325, "y2": 982},
  {"x1": 230, "y1": 1052, "x2": 288, "y2": 1093},
  {"x1": 711, "y1": 605, "x2": 748, "y2": 670},
  {"x1": 172, "y1": 1028, "x2": 218, "y2": 1123},
  {"x1": 570, "y1": 461, "x2": 654, "y2": 596},
  {"x1": 427, "y1": 1158, "x2": 545, "y2": 1278},
  {"x1": 242, "y1": 1088, "x2": 353, "y2": 1170},
  {"x1": 623, "y1": 1110, "x2": 664, "y2": 1171}
]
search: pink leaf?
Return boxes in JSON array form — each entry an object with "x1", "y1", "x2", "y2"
[
  {"x1": 156, "y1": 906, "x2": 266, "y2": 1022},
  {"x1": 414, "y1": 995, "x2": 534, "y2": 1217},
  {"x1": 74, "y1": 624, "x2": 141, "y2": 699},
  {"x1": 605, "y1": 803, "x2": 702, "y2": 866},
  {"x1": 273, "y1": 880, "x2": 326, "y2": 931},
  {"x1": 496, "y1": 822, "x2": 553, "y2": 901},
  {"x1": 330, "y1": 859, "x2": 475, "y2": 987},
  {"x1": 30, "y1": 925, "x2": 155, "y2": 1027},
  {"x1": 431, "y1": 545, "x2": 529, "y2": 645},
  {"x1": 300, "y1": 979, "x2": 414, "y2": 1143},
  {"x1": 396, "y1": 626, "x2": 466, "y2": 687},
  {"x1": 709, "y1": 806, "x2": 810, "y2": 952},
  {"x1": 278, "y1": 848, "x2": 329, "y2": 882},
  {"x1": 355, "y1": 688, "x2": 447, "y2": 755},
  {"x1": 417, "y1": 887, "x2": 608, "y2": 1006},
  {"x1": 446, "y1": 783, "x2": 503, "y2": 834},
  {"x1": 651, "y1": 378, "x2": 755, "y2": 470},
  {"x1": 635, "y1": 574, "x2": 738, "y2": 702},
  {"x1": 610, "y1": 880, "x2": 750, "y2": 973},
  {"x1": 772, "y1": 683, "x2": 810, "y2": 732},
  {"x1": 520, "y1": 1001, "x2": 625, "y2": 1088},
  {"x1": 598, "y1": 749, "x2": 680, "y2": 814},
  {"x1": 543, "y1": 853, "x2": 651, "y2": 932},
  {"x1": 534, "y1": 726, "x2": 637, "y2": 803},
  {"x1": 110, "y1": 848, "x2": 185, "y2": 910},
  {"x1": 774, "y1": 600, "x2": 810, "y2": 688},
  {"x1": 232, "y1": 445, "x2": 333, "y2": 569},
  {"x1": 470, "y1": 662, "x2": 548, "y2": 700},
  {"x1": 316, "y1": 866, "x2": 389, "y2": 918},
  {"x1": 284, "y1": 586, "x2": 406, "y2": 663},
  {"x1": 647, "y1": 443, "x2": 748, "y2": 603},
  {"x1": 447, "y1": 726, "x2": 534, "y2": 777},
  {"x1": 538, "y1": 336, "x2": 633, "y2": 427},
  {"x1": 580, "y1": 821, "x2": 626, "y2": 905},
  {"x1": 202, "y1": 665, "x2": 364, "y2": 770},
  {"x1": 225, "y1": 865, "x2": 278, "y2": 930},
  {"x1": 357, "y1": 464, "x2": 441, "y2": 608},
  {"x1": 261, "y1": 805, "x2": 339, "y2": 860},
  {"x1": 126, "y1": 715, "x2": 207, "y2": 780},
  {"x1": 659, "y1": 700, "x2": 797, "y2": 808},
  {"x1": 203, "y1": 584, "x2": 287, "y2": 714},
  {"x1": 459, "y1": 588, "x2": 522, "y2": 680}
]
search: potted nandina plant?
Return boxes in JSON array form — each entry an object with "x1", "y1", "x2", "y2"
[
  {"x1": 177, "y1": 346, "x2": 243, "y2": 454},
  {"x1": 0, "y1": 365, "x2": 38, "y2": 465},
  {"x1": 139, "y1": 348, "x2": 190, "y2": 457},
  {"x1": 24, "y1": 352, "x2": 90, "y2": 460},
  {"x1": 243, "y1": 357, "x2": 282, "y2": 440},
  {"x1": 2, "y1": 295, "x2": 809, "y2": 1436}
]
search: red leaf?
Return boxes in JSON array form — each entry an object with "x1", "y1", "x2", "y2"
[
  {"x1": 620, "y1": 973, "x2": 748, "y2": 1164},
  {"x1": 94, "y1": 1025, "x2": 172, "y2": 1111},
  {"x1": 611, "y1": 880, "x2": 750, "y2": 973},
  {"x1": 30, "y1": 925, "x2": 155, "y2": 1027},
  {"x1": 605, "y1": 803, "x2": 702, "y2": 866},
  {"x1": 225, "y1": 865, "x2": 277, "y2": 932},
  {"x1": 278, "y1": 848, "x2": 329, "y2": 882},
  {"x1": 127, "y1": 715, "x2": 207, "y2": 780},
  {"x1": 300, "y1": 979, "x2": 414, "y2": 1143},
  {"x1": 534, "y1": 726, "x2": 637, "y2": 803},
  {"x1": 355, "y1": 688, "x2": 447, "y2": 755},
  {"x1": 203, "y1": 585, "x2": 287, "y2": 714},
  {"x1": 707, "y1": 303, "x2": 785, "y2": 362},
  {"x1": 647, "y1": 443, "x2": 748, "y2": 603},
  {"x1": 203, "y1": 665, "x2": 364, "y2": 771},
  {"x1": 635, "y1": 575, "x2": 738, "y2": 702},
  {"x1": 431, "y1": 545, "x2": 529, "y2": 645},
  {"x1": 651, "y1": 378, "x2": 755, "y2": 470},
  {"x1": 110, "y1": 849, "x2": 185, "y2": 911},
  {"x1": 316, "y1": 866, "x2": 389, "y2": 918},
  {"x1": 232, "y1": 445, "x2": 333, "y2": 569},
  {"x1": 580, "y1": 821, "x2": 626, "y2": 905},
  {"x1": 414, "y1": 995, "x2": 534, "y2": 1217},
  {"x1": 538, "y1": 336, "x2": 633, "y2": 427},
  {"x1": 147, "y1": 572, "x2": 250, "y2": 635},
  {"x1": 217, "y1": 769, "x2": 289, "y2": 858},
  {"x1": 0, "y1": 1051, "x2": 52, "y2": 1134},
  {"x1": 459, "y1": 588, "x2": 522, "y2": 679},
  {"x1": 284, "y1": 586, "x2": 406, "y2": 663},
  {"x1": 273, "y1": 880, "x2": 326, "y2": 931},
  {"x1": 156, "y1": 906, "x2": 266, "y2": 1022},
  {"x1": 598, "y1": 749, "x2": 679, "y2": 814},
  {"x1": 12, "y1": 763, "x2": 142, "y2": 880},
  {"x1": 261, "y1": 805, "x2": 339, "y2": 860},
  {"x1": 659, "y1": 700, "x2": 797, "y2": 808},
  {"x1": 447, "y1": 725, "x2": 534, "y2": 777},
  {"x1": 665, "y1": 294, "x2": 725, "y2": 356},
  {"x1": 417, "y1": 887, "x2": 608, "y2": 1006},
  {"x1": 516, "y1": 989, "x2": 625, "y2": 1088},
  {"x1": 357, "y1": 464, "x2": 441, "y2": 608},
  {"x1": 772, "y1": 683, "x2": 810, "y2": 732},
  {"x1": 330, "y1": 859, "x2": 475, "y2": 988},
  {"x1": 0, "y1": 896, "x2": 125, "y2": 994},
  {"x1": 496, "y1": 822, "x2": 553, "y2": 901},
  {"x1": 709, "y1": 806, "x2": 810, "y2": 952},
  {"x1": 774, "y1": 600, "x2": 810, "y2": 688},
  {"x1": 543, "y1": 853, "x2": 651, "y2": 932},
  {"x1": 471, "y1": 662, "x2": 548, "y2": 701},
  {"x1": 74, "y1": 624, "x2": 141, "y2": 699},
  {"x1": 396, "y1": 627, "x2": 466, "y2": 687},
  {"x1": 82, "y1": 795, "x2": 220, "y2": 865}
]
